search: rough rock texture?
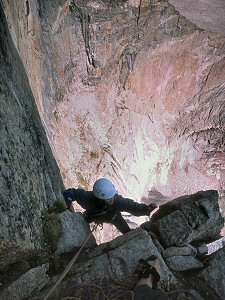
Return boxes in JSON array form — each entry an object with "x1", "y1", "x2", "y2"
[
  {"x1": 2, "y1": 0, "x2": 225, "y2": 201},
  {"x1": 151, "y1": 190, "x2": 214, "y2": 222},
  {"x1": 0, "y1": 0, "x2": 225, "y2": 297},
  {"x1": 0, "y1": 4, "x2": 64, "y2": 253},
  {"x1": 163, "y1": 245, "x2": 197, "y2": 258},
  {"x1": 186, "y1": 248, "x2": 225, "y2": 300},
  {"x1": 165, "y1": 255, "x2": 204, "y2": 272},
  {"x1": 197, "y1": 248, "x2": 225, "y2": 300},
  {"x1": 2, "y1": 194, "x2": 224, "y2": 300},
  {"x1": 57, "y1": 211, "x2": 96, "y2": 254},
  {"x1": 169, "y1": 0, "x2": 225, "y2": 36},
  {"x1": 206, "y1": 236, "x2": 225, "y2": 255},
  {"x1": 154, "y1": 190, "x2": 224, "y2": 246},
  {"x1": 0, "y1": 264, "x2": 49, "y2": 300},
  {"x1": 197, "y1": 244, "x2": 208, "y2": 256},
  {"x1": 38, "y1": 228, "x2": 179, "y2": 299}
]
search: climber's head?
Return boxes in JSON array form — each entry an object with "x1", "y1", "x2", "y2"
[{"x1": 93, "y1": 178, "x2": 116, "y2": 204}]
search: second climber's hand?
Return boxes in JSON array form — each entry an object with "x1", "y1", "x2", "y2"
[{"x1": 147, "y1": 203, "x2": 158, "y2": 214}]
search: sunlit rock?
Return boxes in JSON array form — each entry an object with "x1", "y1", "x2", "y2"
[
  {"x1": 154, "y1": 190, "x2": 224, "y2": 246},
  {"x1": 57, "y1": 211, "x2": 96, "y2": 254},
  {"x1": 2, "y1": 0, "x2": 224, "y2": 201}
]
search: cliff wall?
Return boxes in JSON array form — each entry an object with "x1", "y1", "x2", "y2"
[
  {"x1": 0, "y1": 4, "x2": 64, "y2": 251},
  {"x1": 2, "y1": 0, "x2": 224, "y2": 200}
]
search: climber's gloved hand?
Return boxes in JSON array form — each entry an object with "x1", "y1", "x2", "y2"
[
  {"x1": 147, "y1": 203, "x2": 158, "y2": 214},
  {"x1": 64, "y1": 197, "x2": 73, "y2": 210},
  {"x1": 62, "y1": 190, "x2": 73, "y2": 210}
]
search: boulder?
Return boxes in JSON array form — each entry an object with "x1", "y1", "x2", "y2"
[
  {"x1": 187, "y1": 248, "x2": 225, "y2": 300},
  {"x1": 151, "y1": 190, "x2": 218, "y2": 222},
  {"x1": 56, "y1": 211, "x2": 96, "y2": 254},
  {"x1": 88, "y1": 228, "x2": 176, "y2": 285},
  {"x1": 40, "y1": 228, "x2": 179, "y2": 299},
  {"x1": 154, "y1": 190, "x2": 224, "y2": 246},
  {"x1": 163, "y1": 245, "x2": 197, "y2": 258},
  {"x1": 197, "y1": 248, "x2": 225, "y2": 300},
  {"x1": 0, "y1": 264, "x2": 49, "y2": 300},
  {"x1": 165, "y1": 256, "x2": 204, "y2": 272}
]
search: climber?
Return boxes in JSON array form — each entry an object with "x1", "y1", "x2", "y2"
[
  {"x1": 134, "y1": 255, "x2": 171, "y2": 300},
  {"x1": 63, "y1": 177, "x2": 157, "y2": 234}
]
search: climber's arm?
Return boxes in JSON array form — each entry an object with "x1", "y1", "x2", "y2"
[{"x1": 116, "y1": 195, "x2": 157, "y2": 216}]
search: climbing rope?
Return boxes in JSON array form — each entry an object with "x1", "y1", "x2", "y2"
[
  {"x1": 43, "y1": 225, "x2": 199, "y2": 300},
  {"x1": 59, "y1": 254, "x2": 199, "y2": 300},
  {"x1": 43, "y1": 224, "x2": 99, "y2": 300},
  {"x1": 64, "y1": 255, "x2": 134, "y2": 300}
]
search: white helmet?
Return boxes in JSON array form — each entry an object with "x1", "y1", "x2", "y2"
[{"x1": 93, "y1": 178, "x2": 116, "y2": 200}]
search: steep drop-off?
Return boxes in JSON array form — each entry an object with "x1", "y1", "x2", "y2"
[
  {"x1": 0, "y1": 1, "x2": 225, "y2": 299},
  {"x1": 2, "y1": 0, "x2": 225, "y2": 202}
]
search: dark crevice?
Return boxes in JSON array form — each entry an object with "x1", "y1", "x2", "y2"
[{"x1": 25, "y1": 0, "x2": 30, "y2": 17}]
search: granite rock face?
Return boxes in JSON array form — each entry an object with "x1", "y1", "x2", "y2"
[
  {"x1": 197, "y1": 248, "x2": 225, "y2": 300},
  {"x1": 0, "y1": 5, "x2": 64, "y2": 253},
  {"x1": 162, "y1": 245, "x2": 197, "y2": 258},
  {"x1": 0, "y1": 264, "x2": 49, "y2": 300},
  {"x1": 186, "y1": 248, "x2": 225, "y2": 300},
  {"x1": 36, "y1": 228, "x2": 179, "y2": 300},
  {"x1": 151, "y1": 190, "x2": 214, "y2": 222},
  {"x1": 165, "y1": 255, "x2": 204, "y2": 272},
  {"x1": 57, "y1": 211, "x2": 96, "y2": 254},
  {"x1": 154, "y1": 190, "x2": 224, "y2": 246},
  {"x1": 2, "y1": 0, "x2": 225, "y2": 201},
  {"x1": 0, "y1": 0, "x2": 224, "y2": 297},
  {"x1": 169, "y1": 0, "x2": 225, "y2": 36},
  {"x1": 1, "y1": 191, "x2": 224, "y2": 299}
]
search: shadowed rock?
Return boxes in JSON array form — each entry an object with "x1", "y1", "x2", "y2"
[
  {"x1": 0, "y1": 264, "x2": 49, "y2": 300},
  {"x1": 186, "y1": 248, "x2": 225, "y2": 300}
]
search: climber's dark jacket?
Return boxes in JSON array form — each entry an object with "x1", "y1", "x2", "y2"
[{"x1": 63, "y1": 188, "x2": 150, "y2": 218}]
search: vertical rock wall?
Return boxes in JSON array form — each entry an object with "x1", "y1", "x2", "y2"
[
  {"x1": 0, "y1": 4, "x2": 64, "y2": 250},
  {"x1": 2, "y1": 0, "x2": 225, "y2": 200}
]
